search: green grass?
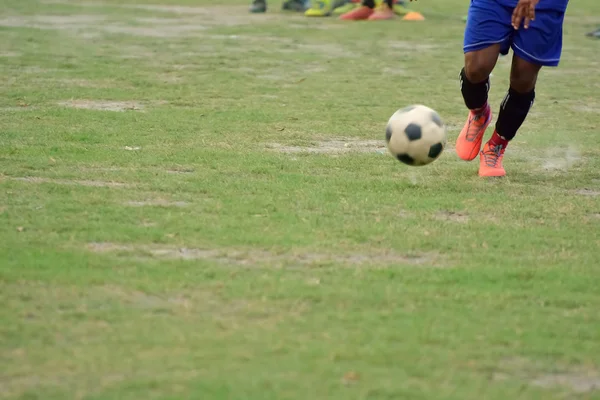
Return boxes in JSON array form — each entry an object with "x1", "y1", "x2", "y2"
[{"x1": 1, "y1": 0, "x2": 600, "y2": 398}]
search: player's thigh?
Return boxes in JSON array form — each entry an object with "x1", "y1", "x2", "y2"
[
  {"x1": 512, "y1": 9, "x2": 565, "y2": 69},
  {"x1": 463, "y1": 0, "x2": 512, "y2": 81}
]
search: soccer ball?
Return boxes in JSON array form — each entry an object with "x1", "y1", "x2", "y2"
[{"x1": 385, "y1": 105, "x2": 447, "y2": 166}]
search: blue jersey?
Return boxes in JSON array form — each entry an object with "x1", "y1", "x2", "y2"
[{"x1": 495, "y1": 0, "x2": 569, "y2": 11}]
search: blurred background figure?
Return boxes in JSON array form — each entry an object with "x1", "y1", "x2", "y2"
[
  {"x1": 304, "y1": 0, "x2": 348, "y2": 16},
  {"x1": 250, "y1": 0, "x2": 310, "y2": 13},
  {"x1": 337, "y1": 0, "x2": 409, "y2": 20},
  {"x1": 586, "y1": 27, "x2": 600, "y2": 38}
]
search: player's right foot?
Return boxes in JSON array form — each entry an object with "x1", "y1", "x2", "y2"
[
  {"x1": 340, "y1": 5, "x2": 374, "y2": 19},
  {"x1": 479, "y1": 142, "x2": 506, "y2": 177},
  {"x1": 456, "y1": 104, "x2": 491, "y2": 161},
  {"x1": 249, "y1": 0, "x2": 267, "y2": 12}
]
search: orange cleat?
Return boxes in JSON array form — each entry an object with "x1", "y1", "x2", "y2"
[
  {"x1": 479, "y1": 142, "x2": 506, "y2": 177},
  {"x1": 340, "y1": 5, "x2": 374, "y2": 19},
  {"x1": 456, "y1": 105, "x2": 492, "y2": 161},
  {"x1": 368, "y1": 4, "x2": 395, "y2": 19}
]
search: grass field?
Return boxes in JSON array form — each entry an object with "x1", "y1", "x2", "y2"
[{"x1": 1, "y1": 0, "x2": 600, "y2": 398}]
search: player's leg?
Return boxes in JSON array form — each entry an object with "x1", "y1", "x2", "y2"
[
  {"x1": 456, "y1": 0, "x2": 512, "y2": 161},
  {"x1": 479, "y1": 56, "x2": 539, "y2": 176},
  {"x1": 479, "y1": 8, "x2": 565, "y2": 177}
]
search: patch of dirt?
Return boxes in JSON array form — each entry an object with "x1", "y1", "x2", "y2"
[
  {"x1": 490, "y1": 357, "x2": 600, "y2": 394},
  {"x1": 267, "y1": 138, "x2": 386, "y2": 154},
  {"x1": 58, "y1": 100, "x2": 144, "y2": 112},
  {"x1": 22, "y1": 66, "x2": 59, "y2": 74},
  {"x1": 0, "y1": 15, "x2": 105, "y2": 31},
  {"x1": 49, "y1": 78, "x2": 121, "y2": 89},
  {"x1": 541, "y1": 147, "x2": 582, "y2": 171},
  {"x1": 125, "y1": 5, "x2": 290, "y2": 26},
  {"x1": 382, "y1": 67, "x2": 406, "y2": 76},
  {"x1": 87, "y1": 242, "x2": 441, "y2": 267},
  {"x1": 287, "y1": 22, "x2": 344, "y2": 30},
  {"x1": 435, "y1": 210, "x2": 469, "y2": 223},
  {"x1": 165, "y1": 168, "x2": 195, "y2": 174},
  {"x1": 125, "y1": 200, "x2": 188, "y2": 207},
  {"x1": 0, "y1": 12, "x2": 235, "y2": 39},
  {"x1": 573, "y1": 105, "x2": 599, "y2": 113},
  {"x1": 387, "y1": 40, "x2": 438, "y2": 51},
  {"x1": 531, "y1": 374, "x2": 600, "y2": 393},
  {"x1": 257, "y1": 73, "x2": 287, "y2": 81},
  {"x1": 139, "y1": 220, "x2": 157, "y2": 228},
  {"x1": 125, "y1": 4, "x2": 225, "y2": 15},
  {"x1": 295, "y1": 43, "x2": 354, "y2": 59},
  {"x1": 575, "y1": 189, "x2": 600, "y2": 197},
  {"x1": 0, "y1": 7, "x2": 306, "y2": 39},
  {"x1": 12, "y1": 177, "x2": 130, "y2": 188},
  {"x1": 0, "y1": 107, "x2": 37, "y2": 112},
  {"x1": 156, "y1": 73, "x2": 184, "y2": 84},
  {"x1": 260, "y1": 94, "x2": 279, "y2": 100},
  {"x1": 102, "y1": 24, "x2": 206, "y2": 38}
]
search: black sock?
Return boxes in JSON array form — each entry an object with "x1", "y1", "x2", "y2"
[
  {"x1": 459, "y1": 67, "x2": 490, "y2": 111},
  {"x1": 363, "y1": 0, "x2": 375, "y2": 8},
  {"x1": 495, "y1": 87, "x2": 535, "y2": 141}
]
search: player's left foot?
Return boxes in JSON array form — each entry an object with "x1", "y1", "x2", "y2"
[
  {"x1": 368, "y1": 3, "x2": 395, "y2": 19},
  {"x1": 479, "y1": 142, "x2": 506, "y2": 177},
  {"x1": 456, "y1": 104, "x2": 491, "y2": 161}
]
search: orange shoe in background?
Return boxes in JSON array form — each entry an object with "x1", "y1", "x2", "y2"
[
  {"x1": 339, "y1": 5, "x2": 374, "y2": 19},
  {"x1": 368, "y1": 3, "x2": 395, "y2": 19}
]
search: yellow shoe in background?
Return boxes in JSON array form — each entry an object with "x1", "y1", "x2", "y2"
[
  {"x1": 333, "y1": 1, "x2": 359, "y2": 15},
  {"x1": 305, "y1": 0, "x2": 333, "y2": 16},
  {"x1": 393, "y1": 2, "x2": 409, "y2": 16}
]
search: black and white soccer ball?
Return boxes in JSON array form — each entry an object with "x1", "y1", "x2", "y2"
[{"x1": 385, "y1": 105, "x2": 447, "y2": 166}]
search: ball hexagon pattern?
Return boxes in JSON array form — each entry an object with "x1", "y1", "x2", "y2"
[{"x1": 385, "y1": 105, "x2": 447, "y2": 166}]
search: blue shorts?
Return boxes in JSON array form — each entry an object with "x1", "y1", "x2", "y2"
[{"x1": 463, "y1": 0, "x2": 565, "y2": 67}]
